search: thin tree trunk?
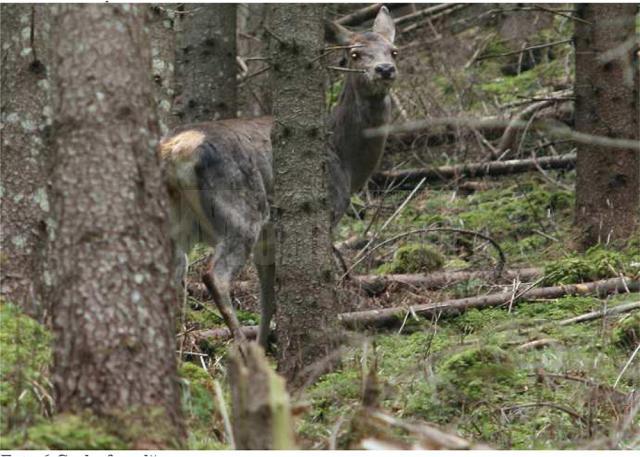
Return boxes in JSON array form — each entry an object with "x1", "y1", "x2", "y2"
[
  {"x1": 175, "y1": 4, "x2": 237, "y2": 122},
  {"x1": 48, "y1": 4, "x2": 184, "y2": 445},
  {"x1": 270, "y1": 4, "x2": 338, "y2": 384},
  {"x1": 148, "y1": 4, "x2": 178, "y2": 133},
  {"x1": 0, "y1": 4, "x2": 52, "y2": 319},
  {"x1": 574, "y1": 4, "x2": 640, "y2": 248}
]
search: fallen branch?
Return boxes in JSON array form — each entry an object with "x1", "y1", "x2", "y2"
[
  {"x1": 339, "y1": 278, "x2": 639, "y2": 328},
  {"x1": 366, "y1": 117, "x2": 640, "y2": 152},
  {"x1": 501, "y1": 402, "x2": 587, "y2": 425},
  {"x1": 555, "y1": 301, "x2": 640, "y2": 327},
  {"x1": 372, "y1": 153, "x2": 576, "y2": 188},
  {"x1": 477, "y1": 39, "x2": 572, "y2": 61},
  {"x1": 354, "y1": 267, "x2": 542, "y2": 296},
  {"x1": 364, "y1": 408, "x2": 490, "y2": 450},
  {"x1": 394, "y1": 3, "x2": 458, "y2": 26},
  {"x1": 197, "y1": 325, "x2": 259, "y2": 342},
  {"x1": 400, "y1": 4, "x2": 469, "y2": 34}
]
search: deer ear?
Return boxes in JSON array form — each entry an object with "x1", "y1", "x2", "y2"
[
  {"x1": 373, "y1": 6, "x2": 395, "y2": 43},
  {"x1": 325, "y1": 20, "x2": 354, "y2": 46}
]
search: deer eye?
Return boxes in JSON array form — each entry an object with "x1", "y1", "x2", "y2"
[
  {"x1": 391, "y1": 50, "x2": 399, "y2": 58},
  {"x1": 350, "y1": 51, "x2": 360, "y2": 60}
]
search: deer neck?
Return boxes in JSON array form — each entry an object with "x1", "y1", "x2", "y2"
[{"x1": 330, "y1": 75, "x2": 392, "y2": 193}]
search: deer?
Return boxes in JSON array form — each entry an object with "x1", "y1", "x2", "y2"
[{"x1": 160, "y1": 6, "x2": 398, "y2": 348}]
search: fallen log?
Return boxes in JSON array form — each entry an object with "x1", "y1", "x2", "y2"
[
  {"x1": 197, "y1": 325, "x2": 259, "y2": 342},
  {"x1": 354, "y1": 267, "x2": 542, "y2": 296},
  {"x1": 371, "y1": 153, "x2": 576, "y2": 189},
  {"x1": 338, "y1": 277, "x2": 639, "y2": 328},
  {"x1": 195, "y1": 278, "x2": 638, "y2": 341}
]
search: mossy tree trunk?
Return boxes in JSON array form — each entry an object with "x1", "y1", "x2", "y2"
[
  {"x1": 574, "y1": 4, "x2": 640, "y2": 249},
  {"x1": 0, "y1": 4, "x2": 52, "y2": 320},
  {"x1": 269, "y1": 4, "x2": 338, "y2": 383},
  {"x1": 175, "y1": 4, "x2": 237, "y2": 123},
  {"x1": 47, "y1": 5, "x2": 184, "y2": 446}
]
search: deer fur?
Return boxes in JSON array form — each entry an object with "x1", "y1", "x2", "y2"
[{"x1": 161, "y1": 6, "x2": 398, "y2": 347}]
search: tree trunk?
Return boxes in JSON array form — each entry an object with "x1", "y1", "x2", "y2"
[
  {"x1": 48, "y1": 4, "x2": 184, "y2": 446},
  {"x1": 228, "y1": 342, "x2": 295, "y2": 449},
  {"x1": 574, "y1": 4, "x2": 640, "y2": 249},
  {"x1": 175, "y1": 4, "x2": 237, "y2": 123},
  {"x1": 0, "y1": 4, "x2": 52, "y2": 319},
  {"x1": 237, "y1": 3, "x2": 271, "y2": 117},
  {"x1": 269, "y1": 4, "x2": 338, "y2": 384},
  {"x1": 148, "y1": 4, "x2": 178, "y2": 134}
]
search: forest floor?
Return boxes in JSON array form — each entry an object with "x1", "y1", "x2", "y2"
[{"x1": 2, "y1": 4, "x2": 639, "y2": 451}]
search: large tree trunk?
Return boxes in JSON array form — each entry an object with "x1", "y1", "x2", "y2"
[
  {"x1": 574, "y1": 4, "x2": 640, "y2": 249},
  {"x1": 0, "y1": 4, "x2": 52, "y2": 319},
  {"x1": 175, "y1": 4, "x2": 238, "y2": 123},
  {"x1": 269, "y1": 4, "x2": 338, "y2": 384},
  {"x1": 47, "y1": 5, "x2": 184, "y2": 446}
]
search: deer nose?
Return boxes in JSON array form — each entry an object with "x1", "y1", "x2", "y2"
[{"x1": 375, "y1": 63, "x2": 396, "y2": 80}]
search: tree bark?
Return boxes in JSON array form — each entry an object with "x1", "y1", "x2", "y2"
[
  {"x1": 228, "y1": 343, "x2": 295, "y2": 449},
  {"x1": 148, "y1": 4, "x2": 178, "y2": 134},
  {"x1": 0, "y1": 4, "x2": 52, "y2": 319},
  {"x1": 269, "y1": 4, "x2": 338, "y2": 384},
  {"x1": 175, "y1": 4, "x2": 237, "y2": 123},
  {"x1": 237, "y1": 3, "x2": 271, "y2": 117},
  {"x1": 48, "y1": 4, "x2": 184, "y2": 445},
  {"x1": 574, "y1": 4, "x2": 640, "y2": 249}
]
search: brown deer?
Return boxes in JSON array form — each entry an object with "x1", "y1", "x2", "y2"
[{"x1": 160, "y1": 6, "x2": 398, "y2": 347}]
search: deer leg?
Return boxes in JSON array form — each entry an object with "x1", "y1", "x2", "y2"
[
  {"x1": 253, "y1": 222, "x2": 276, "y2": 349},
  {"x1": 202, "y1": 249, "x2": 247, "y2": 343}
]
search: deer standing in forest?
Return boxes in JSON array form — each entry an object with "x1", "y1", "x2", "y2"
[{"x1": 160, "y1": 7, "x2": 398, "y2": 347}]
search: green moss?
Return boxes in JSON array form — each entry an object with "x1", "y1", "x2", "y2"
[
  {"x1": 179, "y1": 362, "x2": 217, "y2": 428},
  {"x1": 0, "y1": 301, "x2": 52, "y2": 436},
  {"x1": 516, "y1": 296, "x2": 598, "y2": 321},
  {"x1": 326, "y1": 79, "x2": 344, "y2": 110},
  {"x1": 2, "y1": 414, "x2": 125, "y2": 450},
  {"x1": 612, "y1": 312, "x2": 640, "y2": 351},
  {"x1": 543, "y1": 247, "x2": 634, "y2": 286},
  {"x1": 377, "y1": 243, "x2": 444, "y2": 274},
  {"x1": 437, "y1": 346, "x2": 518, "y2": 406},
  {"x1": 451, "y1": 308, "x2": 510, "y2": 334}
]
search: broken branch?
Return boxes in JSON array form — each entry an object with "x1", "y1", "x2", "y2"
[{"x1": 371, "y1": 153, "x2": 576, "y2": 189}]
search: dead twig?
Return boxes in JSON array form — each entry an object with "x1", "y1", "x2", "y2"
[
  {"x1": 477, "y1": 39, "x2": 572, "y2": 61},
  {"x1": 502, "y1": 402, "x2": 587, "y2": 425},
  {"x1": 326, "y1": 66, "x2": 367, "y2": 74}
]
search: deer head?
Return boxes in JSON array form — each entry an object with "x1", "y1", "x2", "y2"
[{"x1": 326, "y1": 6, "x2": 398, "y2": 96}]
